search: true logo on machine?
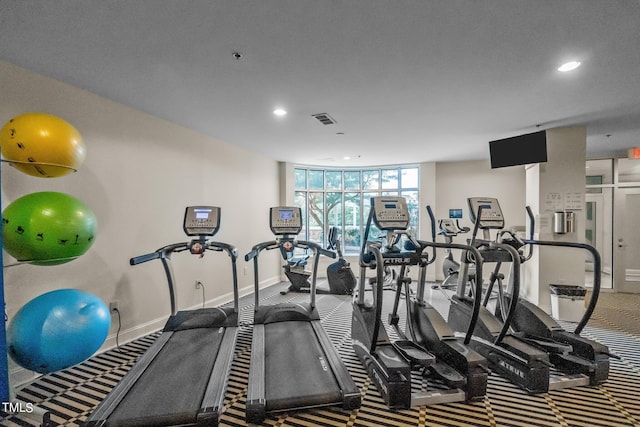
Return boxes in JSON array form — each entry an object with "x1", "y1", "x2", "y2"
[{"x1": 497, "y1": 359, "x2": 525, "y2": 379}]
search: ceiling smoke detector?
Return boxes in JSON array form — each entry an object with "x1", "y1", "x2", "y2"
[{"x1": 312, "y1": 113, "x2": 337, "y2": 125}]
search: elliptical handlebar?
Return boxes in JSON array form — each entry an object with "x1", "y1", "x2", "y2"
[
  {"x1": 526, "y1": 206, "x2": 535, "y2": 241},
  {"x1": 469, "y1": 205, "x2": 484, "y2": 248},
  {"x1": 417, "y1": 239, "x2": 485, "y2": 345},
  {"x1": 423, "y1": 205, "x2": 437, "y2": 265},
  {"x1": 466, "y1": 203, "x2": 522, "y2": 346},
  {"x1": 487, "y1": 242, "x2": 521, "y2": 345},
  {"x1": 523, "y1": 205, "x2": 601, "y2": 335},
  {"x1": 368, "y1": 244, "x2": 385, "y2": 355}
]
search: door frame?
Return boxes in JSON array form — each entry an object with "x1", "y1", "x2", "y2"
[{"x1": 613, "y1": 186, "x2": 640, "y2": 293}]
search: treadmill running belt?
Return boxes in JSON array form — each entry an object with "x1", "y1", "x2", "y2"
[
  {"x1": 107, "y1": 327, "x2": 225, "y2": 426},
  {"x1": 265, "y1": 320, "x2": 342, "y2": 411}
]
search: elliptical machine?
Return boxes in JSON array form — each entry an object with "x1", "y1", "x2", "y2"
[
  {"x1": 447, "y1": 197, "x2": 552, "y2": 393},
  {"x1": 488, "y1": 205, "x2": 614, "y2": 385},
  {"x1": 351, "y1": 196, "x2": 487, "y2": 408},
  {"x1": 388, "y1": 204, "x2": 489, "y2": 401}
]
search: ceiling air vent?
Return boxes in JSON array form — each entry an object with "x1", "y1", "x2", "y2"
[{"x1": 312, "y1": 113, "x2": 337, "y2": 125}]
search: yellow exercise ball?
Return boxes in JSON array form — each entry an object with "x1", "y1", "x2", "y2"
[{"x1": 0, "y1": 112, "x2": 86, "y2": 178}]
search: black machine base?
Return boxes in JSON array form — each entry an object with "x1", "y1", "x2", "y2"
[
  {"x1": 509, "y1": 296, "x2": 611, "y2": 385},
  {"x1": 448, "y1": 297, "x2": 551, "y2": 394}
]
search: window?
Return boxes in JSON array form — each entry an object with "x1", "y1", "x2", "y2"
[{"x1": 294, "y1": 166, "x2": 420, "y2": 252}]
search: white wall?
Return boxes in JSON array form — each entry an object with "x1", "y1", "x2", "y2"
[{"x1": 1, "y1": 61, "x2": 281, "y2": 385}]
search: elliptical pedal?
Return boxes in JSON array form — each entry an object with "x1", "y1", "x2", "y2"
[
  {"x1": 429, "y1": 361, "x2": 467, "y2": 388},
  {"x1": 516, "y1": 333, "x2": 573, "y2": 355},
  {"x1": 393, "y1": 340, "x2": 436, "y2": 368}
]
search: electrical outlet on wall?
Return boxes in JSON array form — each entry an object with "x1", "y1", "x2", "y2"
[{"x1": 109, "y1": 300, "x2": 119, "y2": 312}]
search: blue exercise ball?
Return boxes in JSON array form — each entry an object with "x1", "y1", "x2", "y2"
[{"x1": 7, "y1": 289, "x2": 111, "y2": 373}]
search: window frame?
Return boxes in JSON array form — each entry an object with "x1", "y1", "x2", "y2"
[{"x1": 294, "y1": 165, "x2": 420, "y2": 253}]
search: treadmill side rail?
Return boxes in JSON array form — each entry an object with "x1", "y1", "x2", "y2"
[
  {"x1": 246, "y1": 324, "x2": 267, "y2": 424},
  {"x1": 310, "y1": 321, "x2": 361, "y2": 409},
  {"x1": 198, "y1": 326, "x2": 240, "y2": 424},
  {"x1": 84, "y1": 332, "x2": 173, "y2": 424}
]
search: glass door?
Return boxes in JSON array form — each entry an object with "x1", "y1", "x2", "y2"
[
  {"x1": 585, "y1": 193, "x2": 613, "y2": 289},
  {"x1": 614, "y1": 187, "x2": 640, "y2": 293}
]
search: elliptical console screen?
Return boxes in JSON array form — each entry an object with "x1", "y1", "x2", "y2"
[
  {"x1": 371, "y1": 196, "x2": 410, "y2": 231},
  {"x1": 270, "y1": 206, "x2": 303, "y2": 235},
  {"x1": 183, "y1": 206, "x2": 221, "y2": 236},
  {"x1": 467, "y1": 197, "x2": 505, "y2": 229},
  {"x1": 439, "y1": 219, "x2": 458, "y2": 235}
]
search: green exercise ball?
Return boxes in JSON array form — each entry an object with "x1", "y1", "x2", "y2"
[{"x1": 2, "y1": 192, "x2": 97, "y2": 265}]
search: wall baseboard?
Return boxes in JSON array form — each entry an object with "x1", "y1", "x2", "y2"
[{"x1": 9, "y1": 276, "x2": 280, "y2": 389}]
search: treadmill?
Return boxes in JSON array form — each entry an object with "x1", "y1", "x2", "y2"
[
  {"x1": 244, "y1": 206, "x2": 361, "y2": 424},
  {"x1": 84, "y1": 206, "x2": 239, "y2": 427}
]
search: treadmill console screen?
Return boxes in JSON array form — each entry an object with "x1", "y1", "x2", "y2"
[
  {"x1": 467, "y1": 197, "x2": 505, "y2": 229},
  {"x1": 371, "y1": 196, "x2": 410, "y2": 231},
  {"x1": 183, "y1": 206, "x2": 221, "y2": 236},
  {"x1": 270, "y1": 206, "x2": 303, "y2": 235}
]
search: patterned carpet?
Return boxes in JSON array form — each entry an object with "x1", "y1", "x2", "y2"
[{"x1": 2, "y1": 286, "x2": 639, "y2": 427}]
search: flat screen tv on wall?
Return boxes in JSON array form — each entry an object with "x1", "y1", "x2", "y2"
[{"x1": 489, "y1": 130, "x2": 547, "y2": 169}]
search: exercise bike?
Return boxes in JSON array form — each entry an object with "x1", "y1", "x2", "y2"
[
  {"x1": 279, "y1": 247, "x2": 314, "y2": 295},
  {"x1": 325, "y1": 226, "x2": 357, "y2": 295},
  {"x1": 433, "y1": 218, "x2": 472, "y2": 290},
  {"x1": 281, "y1": 226, "x2": 356, "y2": 295}
]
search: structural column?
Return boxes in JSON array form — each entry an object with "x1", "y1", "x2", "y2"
[{"x1": 523, "y1": 127, "x2": 586, "y2": 312}]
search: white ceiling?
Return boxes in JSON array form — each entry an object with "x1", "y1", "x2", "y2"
[{"x1": 1, "y1": 1, "x2": 639, "y2": 167}]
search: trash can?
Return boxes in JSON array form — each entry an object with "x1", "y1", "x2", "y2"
[{"x1": 549, "y1": 284, "x2": 586, "y2": 322}]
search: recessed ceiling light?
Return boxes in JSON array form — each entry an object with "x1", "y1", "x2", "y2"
[
  {"x1": 273, "y1": 108, "x2": 287, "y2": 116},
  {"x1": 557, "y1": 61, "x2": 581, "y2": 72},
  {"x1": 343, "y1": 156, "x2": 351, "y2": 160}
]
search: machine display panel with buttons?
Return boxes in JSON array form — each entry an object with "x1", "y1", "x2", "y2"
[
  {"x1": 467, "y1": 197, "x2": 505, "y2": 229},
  {"x1": 270, "y1": 206, "x2": 303, "y2": 235},
  {"x1": 371, "y1": 196, "x2": 410, "y2": 231},
  {"x1": 183, "y1": 206, "x2": 221, "y2": 236}
]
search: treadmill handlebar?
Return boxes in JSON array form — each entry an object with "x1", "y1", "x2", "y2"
[
  {"x1": 130, "y1": 242, "x2": 188, "y2": 265},
  {"x1": 131, "y1": 241, "x2": 238, "y2": 265},
  {"x1": 244, "y1": 239, "x2": 336, "y2": 261},
  {"x1": 207, "y1": 241, "x2": 239, "y2": 261},
  {"x1": 130, "y1": 251, "x2": 162, "y2": 265}
]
